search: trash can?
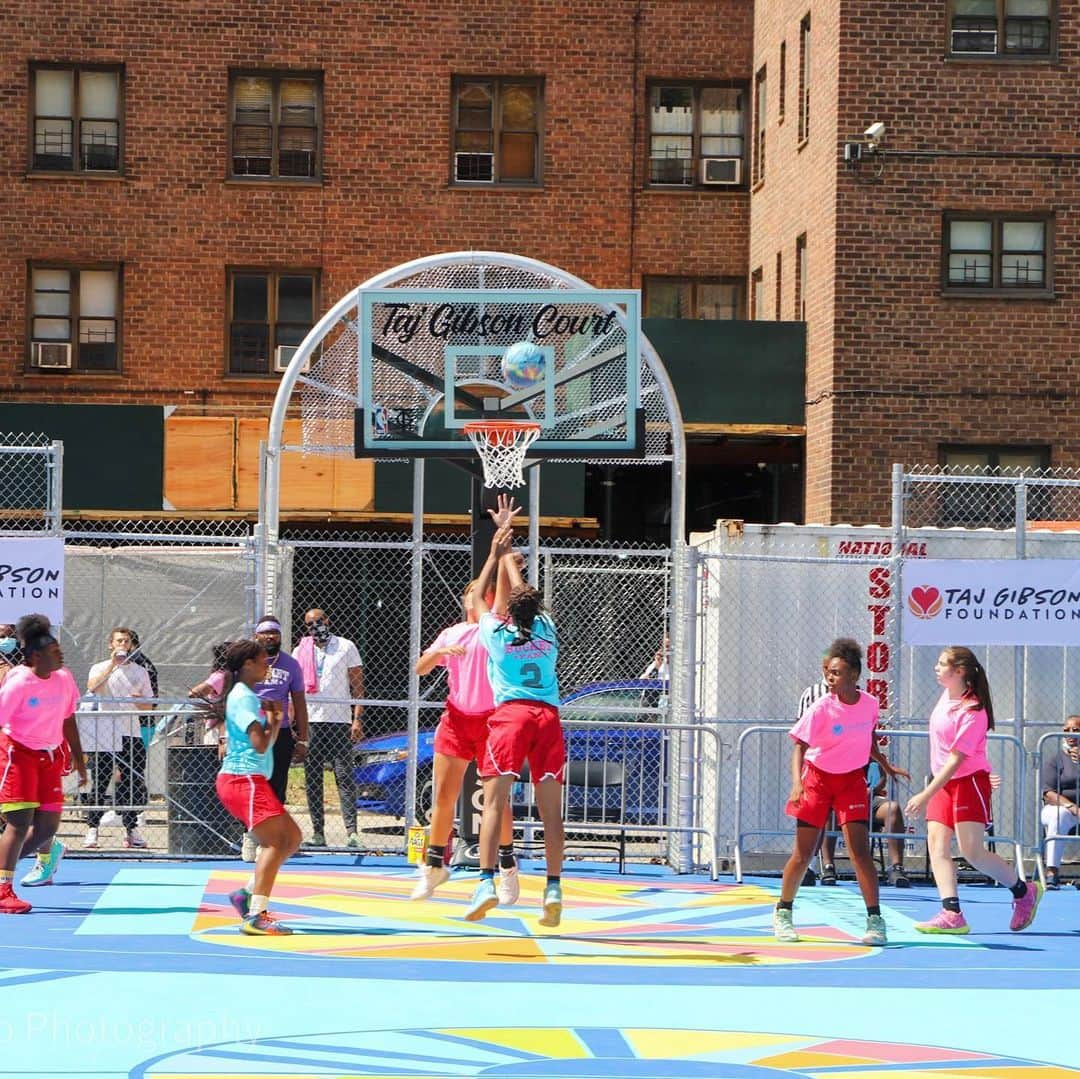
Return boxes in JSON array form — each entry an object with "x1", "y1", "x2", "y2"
[{"x1": 167, "y1": 744, "x2": 242, "y2": 855}]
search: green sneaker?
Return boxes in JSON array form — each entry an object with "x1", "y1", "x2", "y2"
[
  {"x1": 302, "y1": 833, "x2": 326, "y2": 848},
  {"x1": 862, "y1": 913, "x2": 887, "y2": 947},
  {"x1": 20, "y1": 839, "x2": 64, "y2": 887},
  {"x1": 773, "y1": 906, "x2": 799, "y2": 943},
  {"x1": 346, "y1": 833, "x2": 361, "y2": 849}
]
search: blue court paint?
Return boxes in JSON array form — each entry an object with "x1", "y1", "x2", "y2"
[{"x1": 76, "y1": 867, "x2": 215, "y2": 935}]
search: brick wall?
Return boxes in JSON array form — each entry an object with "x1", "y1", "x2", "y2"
[{"x1": 1, "y1": 0, "x2": 753, "y2": 415}]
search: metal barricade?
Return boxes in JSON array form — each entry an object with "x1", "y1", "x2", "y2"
[
  {"x1": 733, "y1": 725, "x2": 1026, "y2": 882},
  {"x1": 1032, "y1": 730, "x2": 1080, "y2": 887}
]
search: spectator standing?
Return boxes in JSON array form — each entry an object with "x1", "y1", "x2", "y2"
[
  {"x1": 640, "y1": 636, "x2": 670, "y2": 680},
  {"x1": 188, "y1": 642, "x2": 233, "y2": 746},
  {"x1": 294, "y1": 608, "x2": 363, "y2": 848},
  {"x1": 127, "y1": 630, "x2": 159, "y2": 700},
  {"x1": 1040, "y1": 714, "x2": 1080, "y2": 890},
  {"x1": 83, "y1": 627, "x2": 153, "y2": 848},
  {"x1": 247, "y1": 617, "x2": 309, "y2": 862}
]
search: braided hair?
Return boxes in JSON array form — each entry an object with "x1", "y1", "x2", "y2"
[{"x1": 505, "y1": 585, "x2": 551, "y2": 648}]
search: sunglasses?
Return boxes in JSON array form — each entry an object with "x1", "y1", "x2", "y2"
[{"x1": 305, "y1": 619, "x2": 327, "y2": 628}]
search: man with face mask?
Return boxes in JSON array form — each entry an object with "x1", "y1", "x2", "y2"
[
  {"x1": 293, "y1": 609, "x2": 363, "y2": 848},
  {"x1": 0, "y1": 625, "x2": 21, "y2": 688},
  {"x1": 246, "y1": 617, "x2": 309, "y2": 862}
]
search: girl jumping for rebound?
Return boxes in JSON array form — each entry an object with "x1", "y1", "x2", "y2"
[
  {"x1": 216, "y1": 639, "x2": 302, "y2": 935},
  {"x1": 774, "y1": 638, "x2": 909, "y2": 947},
  {"x1": 411, "y1": 498, "x2": 522, "y2": 903},
  {"x1": 0, "y1": 614, "x2": 87, "y2": 913},
  {"x1": 906, "y1": 646, "x2": 1042, "y2": 934}
]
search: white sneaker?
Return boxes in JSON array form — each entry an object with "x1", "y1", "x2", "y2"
[
  {"x1": 125, "y1": 828, "x2": 148, "y2": 849},
  {"x1": 240, "y1": 833, "x2": 258, "y2": 862},
  {"x1": 409, "y1": 864, "x2": 450, "y2": 900},
  {"x1": 497, "y1": 865, "x2": 520, "y2": 905},
  {"x1": 83, "y1": 828, "x2": 99, "y2": 849},
  {"x1": 100, "y1": 810, "x2": 120, "y2": 828}
]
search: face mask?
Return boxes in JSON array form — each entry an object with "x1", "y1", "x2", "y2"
[
  {"x1": 310, "y1": 622, "x2": 331, "y2": 645},
  {"x1": 0, "y1": 637, "x2": 16, "y2": 655}
]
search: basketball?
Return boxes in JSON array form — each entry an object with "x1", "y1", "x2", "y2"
[{"x1": 501, "y1": 341, "x2": 546, "y2": 390}]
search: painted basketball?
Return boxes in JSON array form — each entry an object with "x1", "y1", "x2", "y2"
[{"x1": 500, "y1": 341, "x2": 546, "y2": 390}]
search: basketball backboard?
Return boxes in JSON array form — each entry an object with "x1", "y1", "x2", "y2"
[{"x1": 354, "y1": 288, "x2": 642, "y2": 458}]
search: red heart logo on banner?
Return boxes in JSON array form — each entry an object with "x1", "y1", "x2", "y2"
[{"x1": 908, "y1": 585, "x2": 943, "y2": 619}]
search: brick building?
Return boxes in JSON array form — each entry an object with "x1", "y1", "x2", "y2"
[{"x1": 2, "y1": 1, "x2": 1072, "y2": 532}]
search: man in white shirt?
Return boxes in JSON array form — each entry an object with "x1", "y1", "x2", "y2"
[
  {"x1": 82, "y1": 627, "x2": 153, "y2": 848},
  {"x1": 296, "y1": 609, "x2": 364, "y2": 846}
]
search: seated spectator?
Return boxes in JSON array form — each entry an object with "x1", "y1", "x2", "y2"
[
  {"x1": 188, "y1": 641, "x2": 233, "y2": 746},
  {"x1": 0, "y1": 623, "x2": 21, "y2": 687},
  {"x1": 1041, "y1": 714, "x2": 1080, "y2": 890}
]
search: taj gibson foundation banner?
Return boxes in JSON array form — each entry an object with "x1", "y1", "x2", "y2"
[{"x1": 903, "y1": 560, "x2": 1080, "y2": 646}]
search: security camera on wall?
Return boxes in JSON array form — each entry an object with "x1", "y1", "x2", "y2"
[{"x1": 864, "y1": 122, "x2": 886, "y2": 149}]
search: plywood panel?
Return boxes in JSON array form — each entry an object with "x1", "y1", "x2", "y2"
[
  {"x1": 164, "y1": 416, "x2": 235, "y2": 510},
  {"x1": 236, "y1": 418, "x2": 350, "y2": 511},
  {"x1": 332, "y1": 456, "x2": 375, "y2": 513}
]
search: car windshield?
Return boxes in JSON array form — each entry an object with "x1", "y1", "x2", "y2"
[{"x1": 562, "y1": 686, "x2": 661, "y2": 725}]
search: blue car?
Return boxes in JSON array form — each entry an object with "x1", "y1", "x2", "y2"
[{"x1": 352, "y1": 679, "x2": 668, "y2": 825}]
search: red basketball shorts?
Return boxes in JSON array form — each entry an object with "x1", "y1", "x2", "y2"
[
  {"x1": 479, "y1": 700, "x2": 565, "y2": 783},
  {"x1": 926, "y1": 770, "x2": 993, "y2": 829},
  {"x1": 216, "y1": 772, "x2": 285, "y2": 831},
  {"x1": 0, "y1": 731, "x2": 65, "y2": 813},
  {"x1": 433, "y1": 702, "x2": 495, "y2": 763},
  {"x1": 786, "y1": 760, "x2": 870, "y2": 828}
]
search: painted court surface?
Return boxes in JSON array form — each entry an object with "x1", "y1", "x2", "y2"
[{"x1": 1, "y1": 857, "x2": 1077, "y2": 1078}]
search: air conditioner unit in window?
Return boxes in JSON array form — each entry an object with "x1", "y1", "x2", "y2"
[
  {"x1": 273, "y1": 345, "x2": 310, "y2": 373},
  {"x1": 701, "y1": 157, "x2": 742, "y2": 185},
  {"x1": 454, "y1": 152, "x2": 494, "y2": 183},
  {"x1": 31, "y1": 342, "x2": 72, "y2": 369}
]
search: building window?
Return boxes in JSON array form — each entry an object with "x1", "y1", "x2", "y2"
[
  {"x1": 643, "y1": 277, "x2": 744, "y2": 319},
  {"x1": 31, "y1": 65, "x2": 122, "y2": 173},
  {"x1": 795, "y1": 233, "x2": 808, "y2": 320},
  {"x1": 647, "y1": 83, "x2": 747, "y2": 188},
  {"x1": 29, "y1": 266, "x2": 120, "y2": 372},
  {"x1": 229, "y1": 72, "x2": 321, "y2": 180},
  {"x1": 939, "y1": 444, "x2": 1051, "y2": 526},
  {"x1": 452, "y1": 77, "x2": 542, "y2": 185},
  {"x1": 948, "y1": 0, "x2": 1053, "y2": 58},
  {"x1": 228, "y1": 270, "x2": 317, "y2": 374},
  {"x1": 750, "y1": 267, "x2": 764, "y2": 320},
  {"x1": 752, "y1": 67, "x2": 767, "y2": 185},
  {"x1": 943, "y1": 214, "x2": 1050, "y2": 293},
  {"x1": 778, "y1": 42, "x2": 787, "y2": 123},
  {"x1": 798, "y1": 14, "x2": 811, "y2": 142}
]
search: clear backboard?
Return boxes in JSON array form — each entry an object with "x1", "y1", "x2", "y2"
[{"x1": 354, "y1": 288, "x2": 642, "y2": 459}]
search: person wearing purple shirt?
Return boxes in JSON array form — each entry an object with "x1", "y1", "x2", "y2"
[{"x1": 239, "y1": 617, "x2": 308, "y2": 862}]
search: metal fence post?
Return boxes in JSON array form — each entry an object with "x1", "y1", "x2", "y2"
[
  {"x1": 889, "y1": 463, "x2": 905, "y2": 724},
  {"x1": 528, "y1": 465, "x2": 540, "y2": 585},
  {"x1": 48, "y1": 439, "x2": 63, "y2": 535},
  {"x1": 1014, "y1": 477, "x2": 1027, "y2": 742},
  {"x1": 404, "y1": 459, "x2": 425, "y2": 832}
]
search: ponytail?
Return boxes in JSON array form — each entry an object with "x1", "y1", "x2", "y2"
[
  {"x1": 942, "y1": 646, "x2": 995, "y2": 730},
  {"x1": 506, "y1": 585, "x2": 546, "y2": 648}
]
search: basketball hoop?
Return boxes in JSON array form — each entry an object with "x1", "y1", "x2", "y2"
[{"x1": 463, "y1": 420, "x2": 541, "y2": 489}]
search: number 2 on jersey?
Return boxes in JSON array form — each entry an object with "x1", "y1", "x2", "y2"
[{"x1": 520, "y1": 662, "x2": 543, "y2": 688}]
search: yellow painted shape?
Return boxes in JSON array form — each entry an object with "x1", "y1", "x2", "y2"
[
  {"x1": 761, "y1": 1051, "x2": 883, "y2": 1068},
  {"x1": 444, "y1": 1027, "x2": 588, "y2": 1058},
  {"x1": 626, "y1": 1029, "x2": 806, "y2": 1059}
]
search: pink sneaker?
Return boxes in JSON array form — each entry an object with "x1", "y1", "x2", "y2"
[
  {"x1": 1009, "y1": 880, "x2": 1044, "y2": 932},
  {"x1": 915, "y1": 909, "x2": 969, "y2": 934}
]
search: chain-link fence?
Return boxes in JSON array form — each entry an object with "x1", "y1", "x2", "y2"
[{"x1": 0, "y1": 433, "x2": 61, "y2": 535}]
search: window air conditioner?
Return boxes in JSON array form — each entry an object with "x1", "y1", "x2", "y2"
[
  {"x1": 454, "y1": 152, "x2": 494, "y2": 182},
  {"x1": 274, "y1": 345, "x2": 309, "y2": 373},
  {"x1": 701, "y1": 157, "x2": 742, "y2": 185},
  {"x1": 31, "y1": 342, "x2": 73, "y2": 369}
]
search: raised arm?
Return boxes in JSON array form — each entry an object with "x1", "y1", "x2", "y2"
[{"x1": 473, "y1": 526, "x2": 514, "y2": 619}]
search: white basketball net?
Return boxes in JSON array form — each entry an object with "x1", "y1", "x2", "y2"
[{"x1": 463, "y1": 421, "x2": 541, "y2": 489}]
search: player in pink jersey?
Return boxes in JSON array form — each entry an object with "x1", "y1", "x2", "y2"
[
  {"x1": 0, "y1": 614, "x2": 87, "y2": 913},
  {"x1": 774, "y1": 638, "x2": 908, "y2": 948},
  {"x1": 410, "y1": 494, "x2": 521, "y2": 903},
  {"x1": 906, "y1": 646, "x2": 1042, "y2": 935}
]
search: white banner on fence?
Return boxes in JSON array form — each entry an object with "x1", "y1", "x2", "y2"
[
  {"x1": 0, "y1": 537, "x2": 64, "y2": 625},
  {"x1": 903, "y1": 559, "x2": 1080, "y2": 646}
]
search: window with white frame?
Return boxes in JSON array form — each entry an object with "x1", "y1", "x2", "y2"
[
  {"x1": 949, "y1": 1, "x2": 1054, "y2": 58},
  {"x1": 944, "y1": 214, "x2": 1050, "y2": 293},
  {"x1": 647, "y1": 83, "x2": 747, "y2": 188},
  {"x1": 229, "y1": 72, "x2": 321, "y2": 179},
  {"x1": 31, "y1": 66, "x2": 122, "y2": 173},
  {"x1": 452, "y1": 77, "x2": 542, "y2": 184},
  {"x1": 30, "y1": 266, "x2": 120, "y2": 372}
]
